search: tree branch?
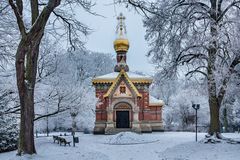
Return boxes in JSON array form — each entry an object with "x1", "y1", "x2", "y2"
[
  {"x1": 16, "y1": 0, "x2": 23, "y2": 16},
  {"x1": 217, "y1": 0, "x2": 223, "y2": 17},
  {"x1": 177, "y1": 53, "x2": 208, "y2": 65},
  {"x1": 52, "y1": 10, "x2": 75, "y2": 50},
  {"x1": 34, "y1": 108, "x2": 69, "y2": 121},
  {"x1": 218, "y1": 55, "x2": 240, "y2": 105},
  {"x1": 174, "y1": 1, "x2": 210, "y2": 12},
  {"x1": 176, "y1": 45, "x2": 208, "y2": 63},
  {"x1": 8, "y1": 0, "x2": 26, "y2": 36},
  {"x1": 4, "y1": 108, "x2": 21, "y2": 115},
  {"x1": 127, "y1": 0, "x2": 152, "y2": 18},
  {"x1": 185, "y1": 66, "x2": 208, "y2": 78},
  {"x1": 217, "y1": 0, "x2": 240, "y2": 22},
  {"x1": 29, "y1": 0, "x2": 61, "y2": 39},
  {"x1": 0, "y1": 4, "x2": 9, "y2": 13},
  {"x1": 30, "y1": 0, "x2": 39, "y2": 25},
  {"x1": 34, "y1": 90, "x2": 70, "y2": 121}
]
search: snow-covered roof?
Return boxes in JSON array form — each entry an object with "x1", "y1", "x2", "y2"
[
  {"x1": 94, "y1": 72, "x2": 152, "y2": 80},
  {"x1": 149, "y1": 95, "x2": 164, "y2": 106}
]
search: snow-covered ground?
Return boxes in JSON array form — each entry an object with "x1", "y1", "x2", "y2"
[{"x1": 0, "y1": 132, "x2": 240, "y2": 160}]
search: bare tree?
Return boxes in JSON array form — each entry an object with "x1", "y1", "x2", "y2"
[
  {"x1": 0, "y1": 1, "x2": 18, "y2": 69},
  {"x1": 53, "y1": 50, "x2": 112, "y2": 133},
  {"x1": 120, "y1": 0, "x2": 240, "y2": 140},
  {"x1": 5, "y1": 0, "x2": 94, "y2": 155}
]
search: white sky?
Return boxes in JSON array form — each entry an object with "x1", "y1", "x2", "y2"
[{"x1": 79, "y1": 0, "x2": 155, "y2": 74}]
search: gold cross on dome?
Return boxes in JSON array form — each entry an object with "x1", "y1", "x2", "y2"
[
  {"x1": 117, "y1": 13, "x2": 125, "y2": 25},
  {"x1": 116, "y1": 13, "x2": 126, "y2": 36}
]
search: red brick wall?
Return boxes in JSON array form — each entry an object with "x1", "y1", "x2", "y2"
[
  {"x1": 95, "y1": 89, "x2": 108, "y2": 121},
  {"x1": 137, "y1": 89, "x2": 150, "y2": 121},
  {"x1": 148, "y1": 106, "x2": 163, "y2": 121},
  {"x1": 137, "y1": 89, "x2": 163, "y2": 122},
  {"x1": 94, "y1": 84, "x2": 163, "y2": 122}
]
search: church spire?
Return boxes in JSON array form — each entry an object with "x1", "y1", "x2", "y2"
[{"x1": 114, "y1": 13, "x2": 129, "y2": 72}]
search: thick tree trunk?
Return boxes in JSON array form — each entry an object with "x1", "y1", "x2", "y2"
[
  {"x1": 8, "y1": 0, "x2": 61, "y2": 155},
  {"x1": 17, "y1": 34, "x2": 43, "y2": 155},
  {"x1": 207, "y1": 54, "x2": 222, "y2": 138},
  {"x1": 207, "y1": 46, "x2": 221, "y2": 136},
  {"x1": 207, "y1": 1, "x2": 221, "y2": 137},
  {"x1": 208, "y1": 95, "x2": 220, "y2": 135},
  {"x1": 18, "y1": 87, "x2": 36, "y2": 154}
]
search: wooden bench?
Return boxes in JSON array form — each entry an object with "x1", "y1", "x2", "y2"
[
  {"x1": 53, "y1": 135, "x2": 71, "y2": 146},
  {"x1": 59, "y1": 137, "x2": 71, "y2": 146}
]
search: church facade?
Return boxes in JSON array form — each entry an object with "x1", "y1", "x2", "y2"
[{"x1": 92, "y1": 13, "x2": 164, "y2": 134}]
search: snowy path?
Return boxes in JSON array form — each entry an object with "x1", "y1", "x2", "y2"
[{"x1": 0, "y1": 132, "x2": 239, "y2": 160}]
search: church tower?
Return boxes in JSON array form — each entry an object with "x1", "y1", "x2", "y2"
[{"x1": 114, "y1": 13, "x2": 129, "y2": 72}]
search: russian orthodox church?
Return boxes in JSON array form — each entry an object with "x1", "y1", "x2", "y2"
[{"x1": 92, "y1": 13, "x2": 164, "y2": 134}]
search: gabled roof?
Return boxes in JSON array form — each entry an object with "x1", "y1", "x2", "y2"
[
  {"x1": 92, "y1": 71, "x2": 153, "y2": 84},
  {"x1": 103, "y1": 70, "x2": 142, "y2": 98}
]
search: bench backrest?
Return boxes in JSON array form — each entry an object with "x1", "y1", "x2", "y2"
[{"x1": 59, "y1": 137, "x2": 66, "y2": 143}]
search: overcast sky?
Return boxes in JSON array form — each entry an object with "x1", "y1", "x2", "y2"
[{"x1": 79, "y1": 0, "x2": 155, "y2": 74}]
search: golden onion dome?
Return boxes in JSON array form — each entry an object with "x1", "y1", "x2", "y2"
[{"x1": 113, "y1": 38, "x2": 129, "y2": 52}]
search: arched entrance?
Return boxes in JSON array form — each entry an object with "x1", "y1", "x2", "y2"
[
  {"x1": 116, "y1": 111, "x2": 129, "y2": 128},
  {"x1": 114, "y1": 102, "x2": 132, "y2": 128}
]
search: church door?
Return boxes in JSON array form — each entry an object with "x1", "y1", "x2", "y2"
[{"x1": 116, "y1": 111, "x2": 129, "y2": 128}]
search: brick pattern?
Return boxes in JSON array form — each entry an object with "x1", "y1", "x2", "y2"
[{"x1": 94, "y1": 83, "x2": 162, "y2": 122}]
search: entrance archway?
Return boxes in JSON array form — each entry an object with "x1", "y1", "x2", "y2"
[
  {"x1": 116, "y1": 111, "x2": 129, "y2": 128},
  {"x1": 114, "y1": 102, "x2": 132, "y2": 128}
]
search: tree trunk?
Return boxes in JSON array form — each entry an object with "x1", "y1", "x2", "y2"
[
  {"x1": 17, "y1": 34, "x2": 43, "y2": 155},
  {"x1": 207, "y1": 1, "x2": 221, "y2": 137},
  {"x1": 18, "y1": 85, "x2": 36, "y2": 154},
  {"x1": 207, "y1": 59, "x2": 221, "y2": 137},
  {"x1": 208, "y1": 95, "x2": 220, "y2": 134},
  {"x1": 207, "y1": 45, "x2": 221, "y2": 136}
]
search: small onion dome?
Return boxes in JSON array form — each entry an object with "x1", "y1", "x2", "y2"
[{"x1": 113, "y1": 38, "x2": 129, "y2": 52}]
